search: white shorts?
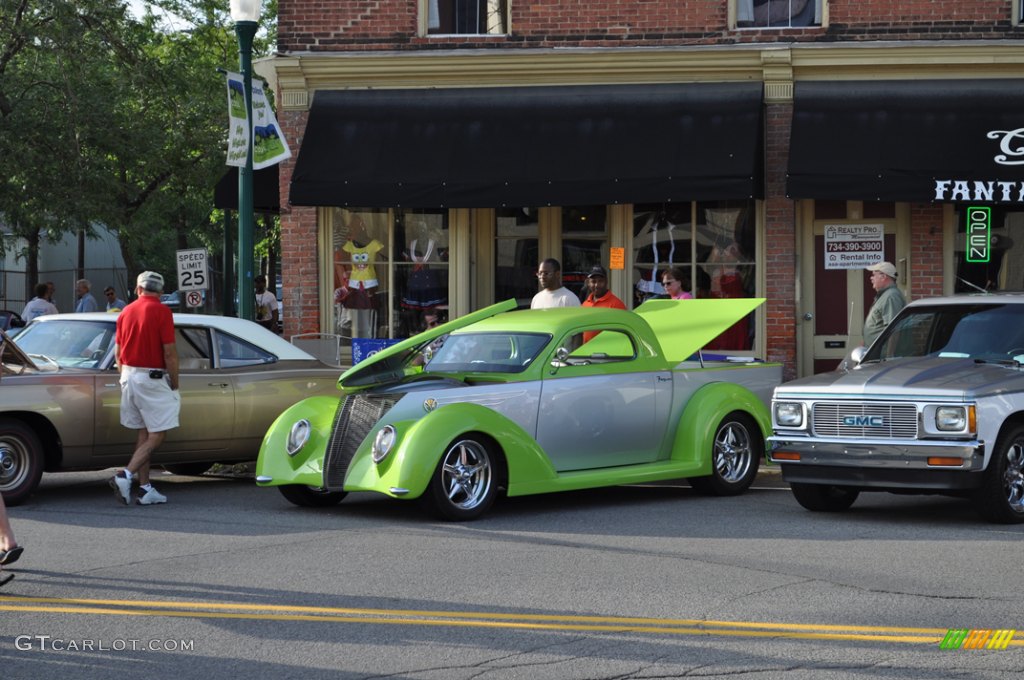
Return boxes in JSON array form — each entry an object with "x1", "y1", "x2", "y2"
[{"x1": 120, "y1": 368, "x2": 181, "y2": 433}]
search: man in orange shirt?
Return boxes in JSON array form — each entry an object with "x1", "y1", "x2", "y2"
[
  {"x1": 109, "y1": 271, "x2": 180, "y2": 506},
  {"x1": 581, "y1": 266, "x2": 626, "y2": 343},
  {"x1": 581, "y1": 266, "x2": 626, "y2": 310}
]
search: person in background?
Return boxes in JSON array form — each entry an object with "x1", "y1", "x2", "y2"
[
  {"x1": 582, "y1": 266, "x2": 626, "y2": 310},
  {"x1": 44, "y1": 281, "x2": 57, "y2": 311},
  {"x1": 661, "y1": 266, "x2": 694, "y2": 299},
  {"x1": 531, "y1": 258, "x2": 581, "y2": 309},
  {"x1": 863, "y1": 261, "x2": 906, "y2": 348},
  {"x1": 22, "y1": 283, "x2": 58, "y2": 322},
  {"x1": 0, "y1": 493, "x2": 22, "y2": 587},
  {"x1": 104, "y1": 286, "x2": 128, "y2": 312},
  {"x1": 411, "y1": 310, "x2": 446, "y2": 367},
  {"x1": 74, "y1": 279, "x2": 98, "y2": 313},
  {"x1": 110, "y1": 271, "x2": 179, "y2": 506},
  {"x1": 254, "y1": 274, "x2": 279, "y2": 332}
]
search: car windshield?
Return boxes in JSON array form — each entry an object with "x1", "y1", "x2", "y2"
[
  {"x1": 14, "y1": 319, "x2": 115, "y2": 369},
  {"x1": 866, "y1": 303, "x2": 1024, "y2": 363},
  {"x1": 424, "y1": 332, "x2": 550, "y2": 374}
]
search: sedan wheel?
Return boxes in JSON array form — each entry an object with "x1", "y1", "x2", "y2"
[
  {"x1": 0, "y1": 419, "x2": 44, "y2": 506},
  {"x1": 689, "y1": 412, "x2": 762, "y2": 496},
  {"x1": 974, "y1": 425, "x2": 1024, "y2": 524},
  {"x1": 426, "y1": 436, "x2": 498, "y2": 521}
]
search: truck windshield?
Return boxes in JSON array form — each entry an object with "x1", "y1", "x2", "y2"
[
  {"x1": 425, "y1": 332, "x2": 550, "y2": 374},
  {"x1": 866, "y1": 303, "x2": 1024, "y2": 362}
]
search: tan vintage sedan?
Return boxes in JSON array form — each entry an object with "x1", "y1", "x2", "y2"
[{"x1": 0, "y1": 313, "x2": 341, "y2": 505}]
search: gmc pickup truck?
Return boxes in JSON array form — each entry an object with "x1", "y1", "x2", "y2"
[{"x1": 769, "y1": 294, "x2": 1024, "y2": 524}]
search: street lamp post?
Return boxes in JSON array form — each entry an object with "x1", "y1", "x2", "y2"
[{"x1": 230, "y1": 0, "x2": 261, "y2": 322}]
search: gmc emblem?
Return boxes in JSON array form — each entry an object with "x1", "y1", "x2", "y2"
[{"x1": 843, "y1": 415, "x2": 884, "y2": 427}]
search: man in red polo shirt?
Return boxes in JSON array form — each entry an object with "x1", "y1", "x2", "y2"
[{"x1": 109, "y1": 271, "x2": 180, "y2": 506}]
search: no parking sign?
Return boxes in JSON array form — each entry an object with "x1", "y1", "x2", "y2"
[{"x1": 185, "y1": 291, "x2": 203, "y2": 308}]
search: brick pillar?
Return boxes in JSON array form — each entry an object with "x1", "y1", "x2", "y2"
[
  {"x1": 909, "y1": 203, "x2": 944, "y2": 301},
  {"x1": 764, "y1": 102, "x2": 797, "y2": 381},
  {"x1": 277, "y1": 107, "x2": 321, "y2": 338}
]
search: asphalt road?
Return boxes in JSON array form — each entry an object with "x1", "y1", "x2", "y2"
[{"x1": 0, "y1": 467, "x2": 1021, "y2": 679}]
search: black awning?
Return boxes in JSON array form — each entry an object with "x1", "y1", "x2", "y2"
[
  {"x1": 788, "y1": 80, "x2": 1024, "y2": 203},
  {"x1": 289, "y1": 83, "x2": 764, "y2": 208},
  {"x1": 214, "y1": 165, "x2": 280, "y2": 213}
]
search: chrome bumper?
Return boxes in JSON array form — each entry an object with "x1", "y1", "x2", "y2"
[{"x1": 768, "y1": 436, "x2": 984, "y2": 471}]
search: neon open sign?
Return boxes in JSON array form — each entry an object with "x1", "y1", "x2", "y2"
[{"x1": 966, "y1": 206, "x2": 991, "y2": 263}]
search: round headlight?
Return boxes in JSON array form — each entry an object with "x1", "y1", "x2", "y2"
[
  {"x1": 774, "y1": 402, "x2": 805, "y2": 428},
  {"x1": 372, "y1": 425, "x2": 397, "y2": 464},
  {"x1": 286, "y1": 419, "x2": 311, "y2": 456},
  {"x1": 936, "y1": 406, "x2": 967, "y2": 432}
]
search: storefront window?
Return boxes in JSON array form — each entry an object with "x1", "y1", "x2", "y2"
[
  {"x1": 330, "y1": 208, "x2": 449, "y2": 341},
  {"x1": 562, "y1": 205, "x2": 608, "y2": 301},
  {"x1": 954, "y1": 206, "x2": 1024, "y2": 293},
  {"x1": 495, "y1": 207, "x2": 539, "y2": 307},
  {"x1": 633, "y1": 200, "x2": 757, "y2": 351}
]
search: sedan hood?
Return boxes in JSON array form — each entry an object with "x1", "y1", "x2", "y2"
[
  {"x1": 339, "y1": 299, "x2": 519, "y2": 390},
  {"x1": 777, "y1": 356, "x2": 1024, "y2": 400}
]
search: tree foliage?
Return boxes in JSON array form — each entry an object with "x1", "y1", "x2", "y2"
[{"x1": 0, "y1": 0, "x2": 277, "y2": 297}]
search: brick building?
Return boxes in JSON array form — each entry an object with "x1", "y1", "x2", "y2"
[{"x1": 269, "y1": 0, "x2": 1024, "y2": 379}]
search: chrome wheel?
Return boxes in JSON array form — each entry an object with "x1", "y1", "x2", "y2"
[
  {"x1": 714, "y1": 419, "x2": 754, "y2": 484},
  {"x1": 0, "y1": 419, "x2": 44, "y2": 506},
  {"x1": 427, "y1": 436, "x2": 500, "y2": 521},
  {"x1": 689, "y1": 412, "x2": 762, "y2": 496},
  {"x1": 440, "y1": 439, "x2": 492, "y2": 511},
  {"x1": 1003, "y1": 442, "x2": 1024, "y2": 514}
]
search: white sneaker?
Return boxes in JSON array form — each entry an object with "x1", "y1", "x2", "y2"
[
  {"x1": 110, "y1": 474, "x2": 132, "y2": 505},
  {"x1": 137, "y1": 486, "x2": 167, "y2": 505}
]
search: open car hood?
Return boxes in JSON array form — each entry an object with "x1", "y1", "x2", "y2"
[
  {"x1": 0, "y1": 329, "x2": 39, "y2": 373},
  {"x1": 633, "y1": 298, "x2": 766, "y2": 364},
  {"x1": 339, "y1": 299, "x2": 519, "y2": 390}
]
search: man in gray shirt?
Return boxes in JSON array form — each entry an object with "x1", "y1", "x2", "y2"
[
  {"x1": 863, "y1": 261, "x2": 906, "y2": 347},
  {"x1": 22, "y1": 283, "x2": 59, "y2": 322}
]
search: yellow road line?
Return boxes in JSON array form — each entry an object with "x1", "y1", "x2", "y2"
[{"x1": 0, "y1": 596, "x2": 1018, "y2": 646}]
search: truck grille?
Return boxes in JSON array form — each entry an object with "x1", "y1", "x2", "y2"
[
  {"x1": 812, "y1": 402, "x2": 918, "y2": 439},
  {"x1": 323, "y1": 393, "x2": 402, "y2": 489}
]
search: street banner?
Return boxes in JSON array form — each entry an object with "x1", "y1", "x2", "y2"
[{"x1": 226, "y1": 72, "x2": 292, "y2": 169}]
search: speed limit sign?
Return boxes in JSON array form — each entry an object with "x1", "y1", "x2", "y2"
[
  {"x1": 185, "y1": 290, "x2": 203, "y2": 308},
  {"x1": 176, "y1": 248, "x2": 208, "y2": 292}
]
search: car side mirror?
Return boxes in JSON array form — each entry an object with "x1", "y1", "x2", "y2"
[
  {"x1": 850, "y1": 346, "x2": 867, "y2": 365},
  {"x1": 550, "y1": 346, "x2": 570, "y2": 372}
]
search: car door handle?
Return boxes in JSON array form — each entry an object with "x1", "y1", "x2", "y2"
[
  {"x1": 208, "y1": 382, "x2": 229, "y2": 388},
  {"x1": 104, "y1": 383, "x2": 118, "y2": 388}
]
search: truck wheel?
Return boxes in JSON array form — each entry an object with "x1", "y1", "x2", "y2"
[
  {"x1": 689, "y1": 412, "x2": 762, "y2": 496},
  {"x1": 790, "y1": 482, "x2": 859, "y2": 512},
  {"x1": 426, "y1": 436, "x2": 498, "y2": 521},
  {"x1": 0, "y1": 419, "x2": 44, "y2": 506},
  {"x1": 974, "y1": 424, "x2": 1024, "y2": 524},
  {"x1": 278, "y1": 485, "x2": 347, "y2": 507}
]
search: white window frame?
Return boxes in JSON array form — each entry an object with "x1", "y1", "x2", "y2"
[
  {"x1": 730, "y1": 0, "x2": 826, "y2": 30},
  {"x1": 419, "y1": 0, "x2": 510, "y2": 37}
]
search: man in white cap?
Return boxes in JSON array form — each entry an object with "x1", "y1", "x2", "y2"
[
  {"x1": 109, "y1": 271, "x2": 179, "y2": 506},
  {"x1": 863, "y1": 261, "x2": 906, "y2": 347}
]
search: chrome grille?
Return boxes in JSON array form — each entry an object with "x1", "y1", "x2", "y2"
[
  {"x1": 812, "y1": 402, "x2": 918, "y2": 439},
  {"x1": 323, "y1": 393, "x2": 402, "y2": 488}
]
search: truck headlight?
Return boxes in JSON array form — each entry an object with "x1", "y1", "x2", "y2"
[
  {"x1": 935, "y1": 406, "x2": 967, "y2": 432},
  {"x1": 372, "y1": 425, "x2": 397, "y2": 464},
  {"x1": 774, "y1": 402, "x2": 805, "y2": 428},
  {"x1": 286, "y1": 419, "x2": 311, "y2": 456}
]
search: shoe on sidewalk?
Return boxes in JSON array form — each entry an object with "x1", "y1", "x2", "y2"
[
  {"x1": 110, "y1": 474, "x2": 132, "y2": 505},
  {"x1": 137, "y1": 486, "x2": 167, "y2": 505}
]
